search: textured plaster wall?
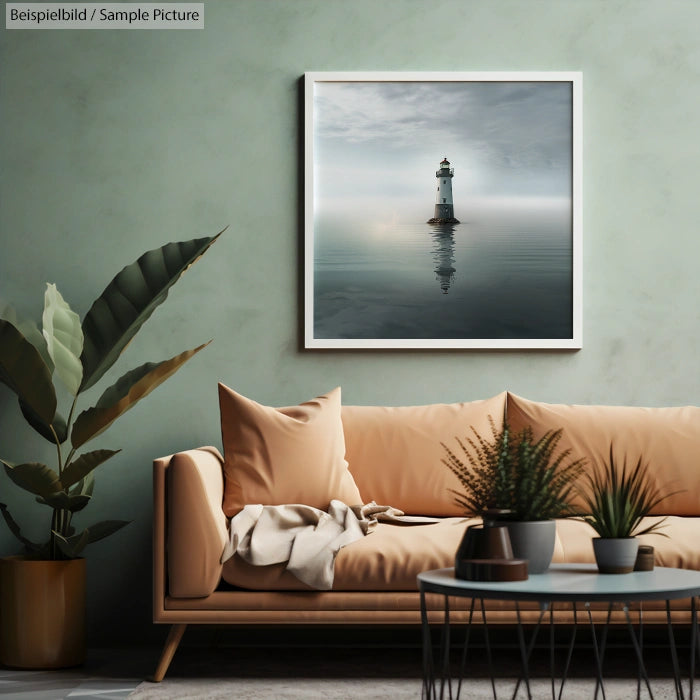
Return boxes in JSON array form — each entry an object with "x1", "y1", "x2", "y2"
[{"x1": 1, "y1": 0, "x2": 699, "y2": 645}]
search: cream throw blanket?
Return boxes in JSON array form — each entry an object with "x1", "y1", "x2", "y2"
[{"x1": 221, "y1": 500, "x2": 438, "y2": 590}]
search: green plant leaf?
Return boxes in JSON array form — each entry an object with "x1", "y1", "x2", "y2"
[
  {"x1": 443, "y1": 418, "x2": 585, "y2": 520},
  {"x1": 42, "y1": 284, "x2": 84, "y2": 396},
  {"x1": 71, "y1": 342, "x2": 210, "y2": 448},
  {"x1": 54, "y1": 529, "x2": 90, "y2": 559},
  {"x1": 1, "y1": 460, "x2": 62, "y2": 499},
  {"x1": 577, "y1": 445, "x2": 678, "y2": 538},
  {"x1": 0, "y1": 303, "x2": 54, "y2": 372},
  {"x1": 0, "y1": 502, "x2": 42, "y2": 551},
  {"x1": 79, "y1": 230, "x2": 224, "y2": 392},
  {"x1": 19, "y1": 400, "x2": 68, "y2": 444},
  {"x1": 53, "y1": 519, "x2": 130, "y2": 558},
  {"x1": 60, "y1": 449, "x2": 120, "y2": 490},
  {"x1": 36, "y1": 492, "x2": 91, "y2": 513},
  {"x1": 0, "y1": 319, "x2": 56, "y2": 425},
  {"x1": 70, "y1": 471, "x2": 95, "y2": 498}
]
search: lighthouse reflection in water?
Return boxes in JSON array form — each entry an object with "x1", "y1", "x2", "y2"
[
  {"x1": 430, "y1": 224, "x2": 457, "y2": 295},
  {"x1": 313, "y1": 201, "x2": 573, "y2": 341}
]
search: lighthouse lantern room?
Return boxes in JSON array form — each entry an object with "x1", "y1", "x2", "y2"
[{"x1": 428, "y1": 157, "x2": 459, "y2": 224}]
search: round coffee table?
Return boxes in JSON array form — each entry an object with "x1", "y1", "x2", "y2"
[{"x1": 417, "y1": 563, "x2": 700, "y2": 699}]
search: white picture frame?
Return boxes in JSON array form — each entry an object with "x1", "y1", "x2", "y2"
[{"x1": 304, "y1": 71, "x2": 582, "y2": 350}]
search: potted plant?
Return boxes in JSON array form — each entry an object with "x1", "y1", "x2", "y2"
[
  {"x1": 578, "y1": 445, "x2": 676, "y2": 574},
  {"x1": 0, "y1": 230, "x2": 223, "y2": 668},
  {"x1": 442, "y1": 417, "x2": 585, "y2": 574}
]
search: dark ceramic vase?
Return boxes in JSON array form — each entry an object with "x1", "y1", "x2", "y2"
[
  {"x1": 455, "y1": 511, "x2": 528, "y2": 581},
  {"x1": 455, "y1": 523, "x2": 514, "y2": 563}
]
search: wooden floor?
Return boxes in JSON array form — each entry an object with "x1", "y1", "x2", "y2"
[{"x1": 0, "y1": 648, "x2": 147, "y2": 700}]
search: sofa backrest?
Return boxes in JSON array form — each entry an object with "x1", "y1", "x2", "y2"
[
  {"x1": 506, "y1": 393, "x2": 700, "y2": 516},
  {"x1": 341, "y1": 392, "x2": 507, "y2": 517}
]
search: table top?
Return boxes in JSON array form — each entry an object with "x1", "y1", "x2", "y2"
[{"x1": 418, "y1": 564, "x2": 700, "y2": 602}]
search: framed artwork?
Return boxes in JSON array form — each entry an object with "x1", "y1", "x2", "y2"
[{"x1": 304, "y1": 71, "x2": 582, "y2": 349}]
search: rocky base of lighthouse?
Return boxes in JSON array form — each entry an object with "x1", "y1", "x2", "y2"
[{"x1": 427, "y1": 217, "x2": 460, "y2": 224}]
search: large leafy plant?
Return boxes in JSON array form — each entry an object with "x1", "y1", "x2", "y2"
[
  {"x1": 0, "y1": 231, "x2": 222, "y2": 560},
  {"x1": 578, "y1": 445, "x2": 676, "y2": 538},
  {"x1": 442, "y1": 417, "x2": 586, "y2": 521}
]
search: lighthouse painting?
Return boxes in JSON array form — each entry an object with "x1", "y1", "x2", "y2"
[{"x1": 305, "y1": 72, "x2": 582, "y2": 349}]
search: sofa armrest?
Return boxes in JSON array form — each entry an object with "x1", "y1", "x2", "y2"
[{"x1": 153, "y1": 447, "x2": 228, "y2": 607}]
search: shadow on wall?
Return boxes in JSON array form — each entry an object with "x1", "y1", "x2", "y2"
[{"x1": 86, "y1": 516, "x2": 159, "y2": 646}]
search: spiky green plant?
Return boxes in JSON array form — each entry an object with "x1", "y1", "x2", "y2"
[
  {"x1": 441, "y1": 417, "x2": 510, "y2": 517},
  {"x1": 0, "y1": 230, "x2": 223, "y2": 559},
  {"x1": 442, "y1": 418, "x2": 585, "y2": 521},
  {"x1": 578, "y1": 445, "x2": 676, "y2": 538}
]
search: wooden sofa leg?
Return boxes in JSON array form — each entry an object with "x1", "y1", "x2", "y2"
[{"x1": 150, "y1": 624, "x2": 187, "y2": 682}]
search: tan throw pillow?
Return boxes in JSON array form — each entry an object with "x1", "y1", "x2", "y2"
[
  {"x1": 341, "y1": 392, "x2": 507, "y2": 516},
  {"x1": 506, "y1": 392, "x2": 700, "y2": 516},
  {"x1": 219, "y1": 384, "x2": 363, "y2": 518}
]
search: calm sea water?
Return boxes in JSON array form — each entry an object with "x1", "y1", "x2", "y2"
[{"x1": 313, "y1": 204, "x2": 573, "y2": 340}]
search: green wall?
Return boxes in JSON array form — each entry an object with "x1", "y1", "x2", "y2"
[{"x1": 2, "y1": 0, "x2": 699, "y2": 645}]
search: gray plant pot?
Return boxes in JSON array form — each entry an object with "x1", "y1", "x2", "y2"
[
  {"x1": 592, "y1": 537, "x2": 639, "y2": 574},
  {"x1": 498, "y1": 520, "x2": 557, "y2": 575}
]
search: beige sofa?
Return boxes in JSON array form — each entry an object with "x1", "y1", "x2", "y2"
[{"x1": 151, "y1": 389, "x2": 700, "y2": 680}]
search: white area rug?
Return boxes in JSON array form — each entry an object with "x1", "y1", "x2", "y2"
[{"x1": 129, "y1": 676, "x2": 688, "y2": 699}]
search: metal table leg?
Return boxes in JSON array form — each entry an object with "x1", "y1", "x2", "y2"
[
  {"x1": 691, "y1": 597, "x2": 698, "y2": 699},
  {"x1": 666, "y1": 599, "x2": 685, "y2": 700},
  {"x1": 593, "y1": 603, "x2": 614, "y2": 700},
  {"x1": 637, "y1": 604, "x2": 644, "y2": 700},
  {"x1": 558, "y1": 601, "x2": 579, "y2": 700},
  {"x1": 510, "y1": 602, "x2": 547, "y2": 700},
  {"x1": 480, "y1": 598, "x2": 498, "y2": 700},
  {"x1": 549, "y1": 602, "x2": 556, "y2": 700},
  {"x1": 623, "y1": 602, "x2": 654, "y2": 699},
  {"x1": 440, "y1": 595, "x2": 452, "y2": 700},
  {"x1": 456, "y1": 598, "x2": 476, "y2": 700},
  {"x1": 421, "y1": 588, "x2": 435, "y2": 700},
  {"x1": 421, "y1": 586, "x2": 700, "y2": 700},
  {"x1": 586, "y1": 602, "x2": 608, "y2": 700}
]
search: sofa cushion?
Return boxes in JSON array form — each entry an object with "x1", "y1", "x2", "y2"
[
  {"x1": 507, "y1": 393, "x2": 700, "y2": 516},
  {"x1": 220, "y1": 515, "x2": 700, "y2": 591},
  {"x1": 341, "y1": 393, "x2": 507, "y2": 516},
  {"x1": 219, "y1": 385, "x2": 362, "y2": 518},
  {"x1": 222, "y1": 517, "x2": 476, "y2": 590}
]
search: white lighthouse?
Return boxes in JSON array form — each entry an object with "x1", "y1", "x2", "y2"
[{"x1": 428, "y1": 157, "x2": 459, "y2": 224}]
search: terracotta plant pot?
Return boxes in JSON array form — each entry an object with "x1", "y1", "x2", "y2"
[
  {"x1": 0, "y1": 556, "x2": 86, "y2": 668},
  {"x1": 592, "y1": 537, "x2": 639, "y2": 574}
]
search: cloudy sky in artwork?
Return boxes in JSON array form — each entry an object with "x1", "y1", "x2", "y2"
[{"x1": 312, "y1": 78, "x2": 574, "y2": 222}]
